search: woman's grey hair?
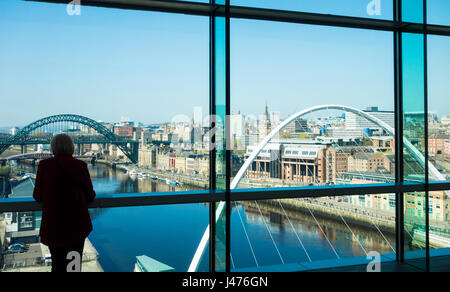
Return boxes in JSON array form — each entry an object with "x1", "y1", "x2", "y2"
[{"x1": 51, "y1": 134, "x2": 75, "y2": 156}]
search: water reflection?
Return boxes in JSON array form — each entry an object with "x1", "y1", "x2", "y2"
[
  {"x1": 87, "y1": 164, "x2": 195, "y2": 195},
  {"x1": 230, "y1": 200, "x2": 396, "y2": 269}
]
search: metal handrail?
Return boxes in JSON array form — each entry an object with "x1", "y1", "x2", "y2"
[{"x1": 1, "y1": 181, "x2": 449, "y2": 213}]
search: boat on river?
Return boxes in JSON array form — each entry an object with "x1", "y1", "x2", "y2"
[
  {"x1": 165, "y1": 179, "x2": 181, "y2": 186},
  {"x1": 127, "y1": 170, "x2": 138, "y2": 177}
]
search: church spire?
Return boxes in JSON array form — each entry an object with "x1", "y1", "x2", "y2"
[{"x1": 265, "y1": 101, "x2": 271, "y2": 133}]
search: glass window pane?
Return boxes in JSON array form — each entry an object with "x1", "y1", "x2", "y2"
[
  {"x1": 91, "y1": 204, "x2": 209, "y2": 272},
  {"x1": 401, "y1": 32, "x2": 427, "y2": 267},
  {"x1": 231, "y1": 0, "x2": 393, "y2": 20},
  {"x1": 215, "y1": 16, "x2": 228, "y2": 191},
  {"x1": 427, "y1": 0, "x2": 450, "y2": 26},
  {"x1": 231, "y1": 194, "x2": 396, "y2": 271},
  {"x1": 427, "y1": 189, "x2": 450, "y2": 272},
  {"x1": 214, "y1": 14, "x2": 228, "y2": 271},
  {"x1": 428, "y1": 35, "x2": 450, "y2": 181},
  {"x1": 428, "y1": 36, "x2": 450, "y2": 271},
  {"x1": 402, "y1": 188, "x2": 450, "y2": 270},
  {"x1": 0, "y1": 0, "x2": 209, "y2": 197},
  {"x1": 402, "y1": 33, "x2": 426, "y2": 183},
  {"x1": 404, "y1": 191, "x2": 427, "y2": 261},
  {"x1": 230, "y1": 19, "x2": 394, "y2": 193},
  {"x1": 1, "y1": 204, "x2": 209, "y2": 272},
  {"x1": 401, "y1": 0, "x2": 424, "y2": 23}
]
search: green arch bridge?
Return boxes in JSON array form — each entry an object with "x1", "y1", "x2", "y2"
[{"x1": 0, "y1": 114, "x2": 139, "y2": 163}]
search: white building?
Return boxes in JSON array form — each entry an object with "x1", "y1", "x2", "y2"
[
  {"x1": 10, "y1": 127, "x2": 20, "y2": 136},
  {"x1": 441, "y1": 116, "x2": 450, "y2": 125},
  {"x1": 345, "y1": 107, "x2": 394, "y2": 133},
  {"x1": 230, "y1": 114, "x2": 245, "y2": 137},
  {"x1": 270, "y1": 111, "x2": 281, "y2": 128}
]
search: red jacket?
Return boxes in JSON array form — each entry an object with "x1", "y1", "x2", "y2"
[{"x1": 33, "y1": 154, "x2": 96, "y2": 247}]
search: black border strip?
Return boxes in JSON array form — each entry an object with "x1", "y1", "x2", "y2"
[
  {"x1": 423, "y1": 0, "x2": 430, "y2": 272},
  {"x1": 209, "y1": 0, "x2": 217, "y2": 273},
  {"x1": 225, "y1": 0, "x2": 231, "y2": 273},
  {"x1": 393, "y1": 0, "x2": 404, "y2": 263}
]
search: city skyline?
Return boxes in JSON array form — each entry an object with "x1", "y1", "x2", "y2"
[{"x1": 0, "y1": 102, "x2": 445, "y2": 134}]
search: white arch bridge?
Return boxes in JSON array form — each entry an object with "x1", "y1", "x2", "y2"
[{"x1": 188, "y1": 104, "x2": 444, "y2": 272}]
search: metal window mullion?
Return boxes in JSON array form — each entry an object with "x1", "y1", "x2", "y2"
[
  {"x1": 394, "y1": 0, "x2": 405, "y2": 263},
  {"x1": 2, "y1": 182, "x2": 450, "y2": 213},
  {"x1": 225, "y1": 0, "x2": 231, "y2": 274},
  {"x1": 209, "y1": 0, "x2": 217, "y2": 272},
  {"x1": 423, "y1": 0, "x2": 430, "y2": 272}
]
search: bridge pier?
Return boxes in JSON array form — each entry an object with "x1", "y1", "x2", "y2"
[
  {"x1": 130, "y1": 143, "x2": 139, "y2": 164},
  {"x1": 1, "y1": 176, "x2": 7, "y2": 197},
  {"x1": 21, "y1": 145, "x2": 27, "y2": 154}
]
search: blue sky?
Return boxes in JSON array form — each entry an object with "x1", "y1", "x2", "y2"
[
  {"x1": 231, "y1": 19, "x2": 395, "y2": 118},
  {"x1": 0, "y1": 0, "x2": 449, "y2": 126},
  {"x1": 0, "y1": 1, "x2": 209, "y2": 126}
]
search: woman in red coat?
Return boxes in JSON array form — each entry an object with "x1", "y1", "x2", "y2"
[{"x1": 33, "y1": 134, "x2": 96, "y2": 272}]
